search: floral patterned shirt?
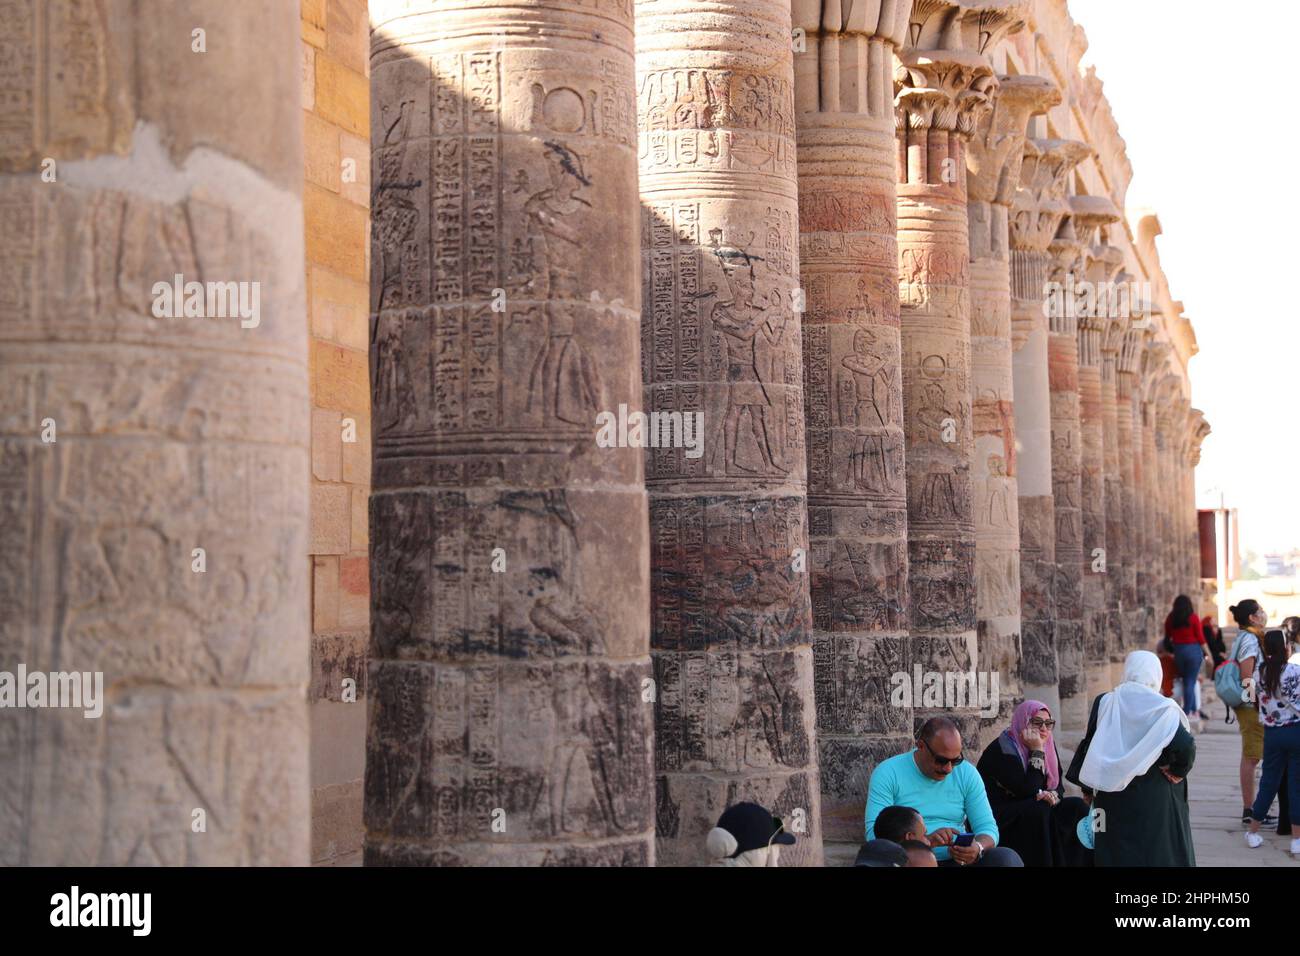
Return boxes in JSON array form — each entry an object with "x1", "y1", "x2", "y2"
[{"x1": 1257, "y1": 662, "x2": 1300, "y2": 728}]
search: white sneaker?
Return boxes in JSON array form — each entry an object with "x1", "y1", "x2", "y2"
[
  {"x1": 1290, "y1": 837, "x2": 1300, "y2": 856},
  {"x1": 1246, "y1": 831, "x2": 1264, "y2": 848}
]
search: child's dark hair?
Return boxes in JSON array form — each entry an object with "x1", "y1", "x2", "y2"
[
  {"x1": 1262, "y1": 629, "x2": 1289, "y2": 698},
  {"x1": 1230, "y1": 600, "x2": 1262, "y2": 628},
  {"x1": 901, "y1": 839, "x2": 934, "y2": 855},
  {"x1": 875, "y1": 805, "x2": 923, "y2": 844}
]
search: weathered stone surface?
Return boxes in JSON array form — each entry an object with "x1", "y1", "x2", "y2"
[
  {"x1": 0, "y1": 1, "x2": 309, "y2": 864},
  {"x1": 638, "y1": 0, "x2": 822, "y2": 866},
  {"x1": 895, "y1": 0, "x2": 1025, "y2": 748},
  {"x1": 365, "y1": 0, "x2": 654, "y2": 864},
  {"x1": 795, "y1": 0, "x2": 912, "y2": 847},
  {"x1": 967, "y1": 73, "x2": 1057, "y2": 736}
]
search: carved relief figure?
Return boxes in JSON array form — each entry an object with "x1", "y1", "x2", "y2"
[
  {"x1": 373, "y1": 99, "x2": 421, "y2": 313},
  {"x1": 521, "y1": 141, "x2": 594, "y2": 295},
  {"x1": 838, "y1": 328, "x2": 892, "y2": 427},
  {"x1": 985, "y1": 453, "x2": 1012, "y2": 527},
  {"x1": 705, "y1": 235, "x2": 791, "y2": 476},
  {"x1": 526, "y1": 273, "x2": 601, "y2": 426}
]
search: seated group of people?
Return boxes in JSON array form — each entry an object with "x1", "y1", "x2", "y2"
[
  {"x1": 861, "y1": 706, "x2": 1086, "y2": 868},
  {"x1": 707, "y1": 651, "x2": 1196, "y2": 867},
  {"x1": 863, "y1": 652, "x2": 1195, "y2": 868}
]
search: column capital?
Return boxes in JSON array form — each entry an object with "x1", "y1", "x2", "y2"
[
  {"x1": 1010, "y1": 138, "x2": 1091, "y2": 253},
  {"x1": 1118, "y1": 325, "x2": 1150, "y2": 376},
  {"x1": 906, "y1": 0, "x2": 1030, "y2": 55},
  {"x1": 968, "y1": 74, "x2": 1059, "y2": 206},
  {"x1": 793, "y1": 0, "x2": 912, "y2": 45},
  {"x1": 1070, "y1": 194, "x2": 1122, "y2": 249},
  {"x1": 1188, "y1": 408, "x2": 1211, "y2": 466},
  {"x1": 895, "y1": 50, "x2": 998, "y2": 134}
]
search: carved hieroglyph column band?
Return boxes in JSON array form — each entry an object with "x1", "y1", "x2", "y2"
[
  {"x1": 0, "y1": 3, "x2": 309, "y2": 862},
  {"x1": 1071, "y1": 196, "x2": 1122, "y2": 703},
  {"x1": 794, "y1": 0, "x2": 913, "y2": 846},
  {"x1": 1047, "y1": 203, "x2": 1089, "y2": 733},
  {"x1": 967, "y1": 74, "x2": 1056, "y2": 730},
  {"x1": 1009, "y1": 135, "x2": 1080, "y2": 712},
  {"x1": 365, "y1": 0, "x2": 654, "y2": 865},
  {"x1": 638, "y1": 0, "x2": 822, "y2": 866},
  {"x1": 1116, "y1": 327, "x2": 1147, "y2": 649},
  {"x1": 1099, "y1": 273, "x2": 1129, "y2": 670},
  {"x1": 895, "y1": 0, "x2": 1025, "y2": 749}
]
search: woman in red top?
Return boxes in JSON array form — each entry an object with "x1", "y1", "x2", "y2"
[{"x1": 1165, "y1": 594, "x2": 1210, "y2": 720}]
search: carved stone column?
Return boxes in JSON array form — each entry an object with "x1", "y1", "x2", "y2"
[
  {"x1": 1047, "y1": 206, "x2": 1089, "y2": 732},
  {"x1": 1099, "y1": 287, "x2": 1128, "y2": 682},
  {"x1": 0, "y1": 3, "x2": 309, "y2": 863},
  {"x1": 1189, "y1": 411, "x2": 1211, "y2": 597},
  {"x1": 967, "y1": 75, "x2": 1056, "y2": 731},
  {"x1": 1116, "y1": 327, "x2": 1147, "y2": 650},
  {"x1": 365, "y1": 0, "x2": 654, "y2": 865},
  {"x1": 1072, "y1": 197, "x2": 1121, "y2": 704},
  {"x1": 1138, "y1": 358, "x2": 1164, "y2": 633},
  {"x1": 794, "y1": 0, "x2": 913, "y2": 849},
  {"x1": 639, "y1": 0, "x2": 822, "y2": 865},
  {"x1": 1009, "y1": 136, "x2": 1083, "y2": 714},
  {"x1": 895, "y1": 0, "x2": 1026, "y2": 751}
]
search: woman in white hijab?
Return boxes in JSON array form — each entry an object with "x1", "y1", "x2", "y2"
[{"x1": 1065, "y1": 650, "x2": 1197, "y2": 866}]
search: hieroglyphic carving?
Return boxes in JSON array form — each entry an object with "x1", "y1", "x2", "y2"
[
  {"x1": 639, "y1": 0, "x2": 819, "y2": 866},
  {"x1": 367, "y1": 0, "x2": 651, "y2": 865}
]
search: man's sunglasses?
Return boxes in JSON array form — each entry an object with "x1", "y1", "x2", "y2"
[{"x1": 920, "y1": 738, "x2": 964, "y2": 767}]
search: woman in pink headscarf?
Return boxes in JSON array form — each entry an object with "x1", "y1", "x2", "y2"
[{"x1": 976, "y1": 700, "x2": 1091, "y2": 866}]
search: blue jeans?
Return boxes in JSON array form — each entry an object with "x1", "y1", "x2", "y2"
[
  {"x1": 1252, "y1": 721, "x2": 1300, "y2": 826},
  {"x1": 1173, "y1": 643, "x2": 1203, "y2": 715}
]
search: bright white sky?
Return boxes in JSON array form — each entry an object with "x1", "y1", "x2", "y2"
[{"x1": 1069, "y1": 0, "x2": 1300, "y2": 557}]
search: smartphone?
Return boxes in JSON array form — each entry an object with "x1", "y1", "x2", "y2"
[{"x1": 953, "y1": 833, "x2": 975, "y2": 848}]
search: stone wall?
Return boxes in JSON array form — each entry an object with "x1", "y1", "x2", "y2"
[{"x1": 302, "y1": 0, "x2": 372, "y2": 866}]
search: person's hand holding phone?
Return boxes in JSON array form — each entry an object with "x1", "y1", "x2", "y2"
[
  {"x1": 949, "y1": 833, "x2": 979, "y2": 866},
  {"x1": 927, "y1": 827, "x2": 959, "y2": 848}
]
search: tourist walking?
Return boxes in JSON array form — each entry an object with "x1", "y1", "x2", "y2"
[
  {"x1": 1066, "y1": 651, "x2": 1197, "y2": 866},
  {"x1": 1165, "y1": 595, "x2": 1209, "y2": 727},
  {"x1": 1226, "y1": 600, "x2": 1276, "y2": 827},
  {"x1": 1245, "y1": 629, "x2": 1300, "y2": 853},
  {"x1": 976, "y1": 700, "x2": 1090, "y2": 866},
  {"x1": 1203, "y1": 616, "x2": 1226, "y2": 669}
]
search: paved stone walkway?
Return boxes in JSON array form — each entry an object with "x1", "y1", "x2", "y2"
[{"x1": 1185, "y1": 694, "x2": 1297, "y2": 867}]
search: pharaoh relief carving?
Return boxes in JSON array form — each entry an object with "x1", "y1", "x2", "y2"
[{"x1": 702, "y1": 231, "x2": 794, "y2": 477}]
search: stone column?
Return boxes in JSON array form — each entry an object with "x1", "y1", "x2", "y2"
[
  {"x1": 0, "y1": 3, "x2": 309, "y2": 863},
  {"x1": 639, "y1": 0, "x2": 822, "y2": 865},
  {"x1": 895, "y1": 0, "x2": 1025, "y2": 751},
  {"x1": 967, "y1": 75, "x2": 1057, "y2": 731},
  {"x1": 793, "y1": 0, "x2": 912, "y2": 849},
  {"x1": 1138, "y1": 362, "x2": 1164, "y2": 631},
  {"x1": 1099, "y1": 294, "x2": 1128, "y2": 683},
  {"x1": 1189, "y1": 411, "x2": 1211, "y2": 596},
  {"x1": 1116, "y1": 327, "x2": 1147, "y2": 650},
  {"x1": 1071, "y1": 197, "x2": 1121, "y2": 704},
  {"x1": 1009, "y1": 136, "x2": 1082, "y2": 713},
  {"x1": 1047, "y1": 206, "x2": 1089, "y2": 732},
  {"x1": 365, "y1": 0, "x2": 654, "y2": 865}
]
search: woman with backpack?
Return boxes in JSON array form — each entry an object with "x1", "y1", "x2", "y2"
[
  {"x1": 1164, "y1": 595, "x2": 1209, "y2": 727},
  {"x1": 1222, "y1": 600, "x2": 1277, "y2": 827},
  {"x1": 1245, "y1": 629, "x2": 1300, "y2": 852}
]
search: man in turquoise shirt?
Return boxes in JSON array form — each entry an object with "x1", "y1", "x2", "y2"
[{"x1": 865, "y1": 716, "x2": 1023, "y2": 867}]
